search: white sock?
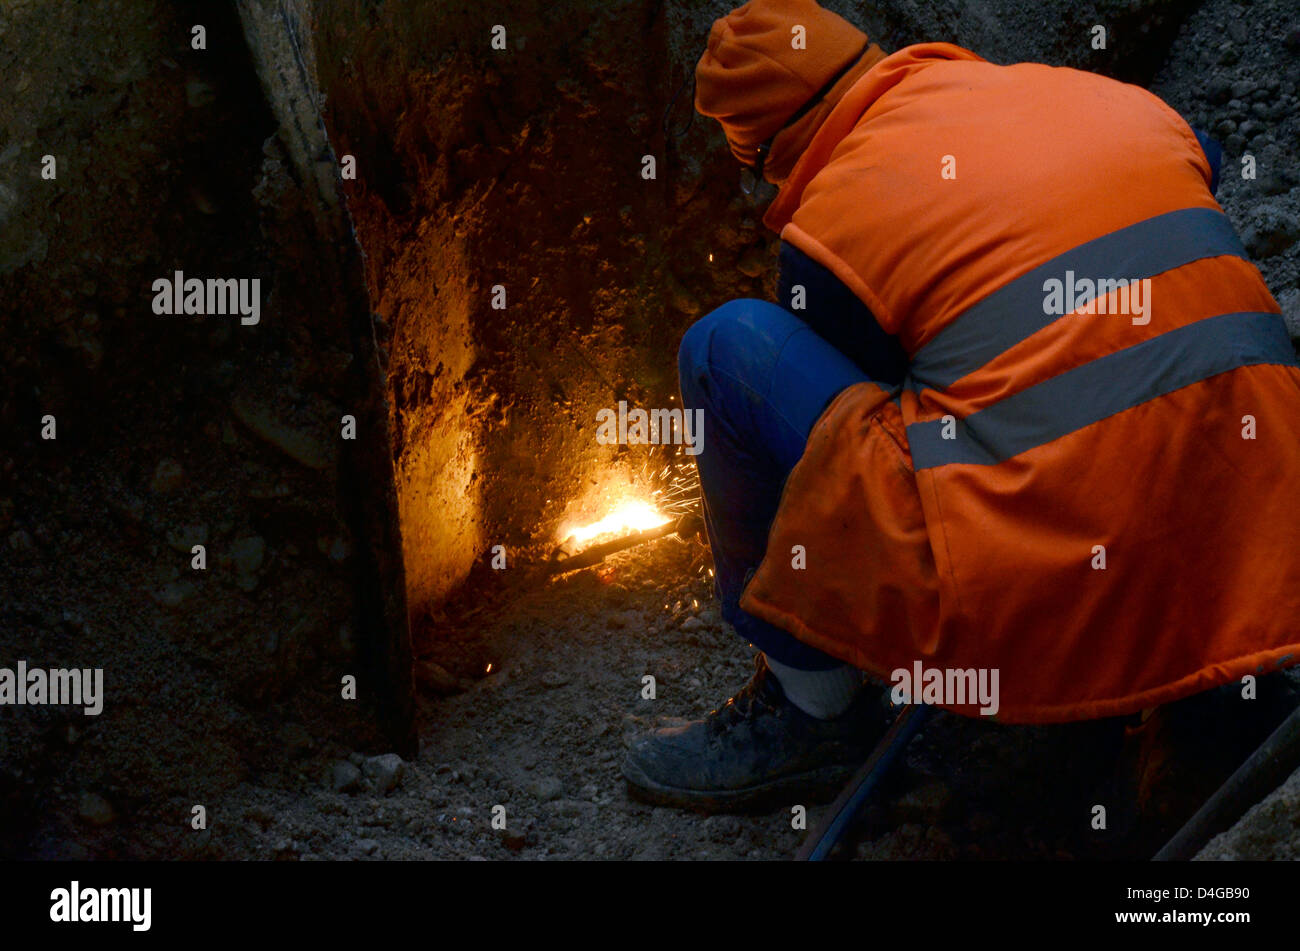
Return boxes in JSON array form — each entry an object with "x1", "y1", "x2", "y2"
[{"x1": 763, "y1": 654, "x2": 862, "y2": 720}]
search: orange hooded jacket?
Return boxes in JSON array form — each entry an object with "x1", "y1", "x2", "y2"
[{"x1": 714, "y1": 41, "x2": 1300, "y2": 722}]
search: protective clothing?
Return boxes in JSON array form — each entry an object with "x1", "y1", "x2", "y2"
[
  {"x1": 703, "y1": 36, "x2": 1300, "y2": 722},
  {"x1": 694, "y1": 0, "x2": 887, "y2": 183}
]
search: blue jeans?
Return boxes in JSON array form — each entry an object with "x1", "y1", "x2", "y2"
[{"x1": 678, "y1": 299, "x2": 873, "y2": 671}]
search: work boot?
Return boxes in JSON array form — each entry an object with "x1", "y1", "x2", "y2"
[{"x1": 622, "y1": 654, "x2": 891, "y2": 813}]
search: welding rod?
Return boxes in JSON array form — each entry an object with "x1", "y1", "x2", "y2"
[
  {"x1": 548, "y1": 513, "x2": 703, "y2": 574},
  {"x1": 796, "y1": 702, "x2": 935, "y2": 861}
]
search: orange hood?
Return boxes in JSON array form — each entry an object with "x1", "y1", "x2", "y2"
[{"x1": 695, "y1": 0, "x2": 886, "y2": 181}]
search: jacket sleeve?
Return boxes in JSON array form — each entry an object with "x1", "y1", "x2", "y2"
[{"x1": 776, "y1": 241, "x2": 910, "y2": 386}]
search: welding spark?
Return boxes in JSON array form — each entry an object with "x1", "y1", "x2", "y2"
[{"x1": 647, "y1": 463, "x2": 702, "y2": 520}]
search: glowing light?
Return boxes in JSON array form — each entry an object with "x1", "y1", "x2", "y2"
[
  {"x1": 486, "y1": 663, "x2": 493, "y2": 674},
  {"x1": 561, "y1": 498, "x2": 669, "y2": 546},
  {"x1": 708, "y1": 253, "x2": 714, "y2": 262}
]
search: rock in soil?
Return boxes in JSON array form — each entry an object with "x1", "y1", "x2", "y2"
[
  {"x1": 77, "y1": 793, "x2": 116, "y2": 826},
  {"x1": 331, "y1": 760, "x2": 363, "y2": 793},
  {"x1": 363, "y1": 754, "x2": 405, "y2": 795}
]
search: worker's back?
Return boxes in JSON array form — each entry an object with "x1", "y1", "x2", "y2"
[{"x1": 743, "y1": 43, "x2": 1300, "y2": 722}]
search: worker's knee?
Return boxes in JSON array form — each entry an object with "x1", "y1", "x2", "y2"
[{"x1": 678, "y1": 298, "x2": 800, "y2": 392}]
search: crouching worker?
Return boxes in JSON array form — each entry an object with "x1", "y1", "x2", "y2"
[{"x1": 622, "y1": 0, "x2": 1300, "y2": 813}]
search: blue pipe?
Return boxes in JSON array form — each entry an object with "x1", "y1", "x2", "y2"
[{"x1": 797, "y1": 703, "x2": 937, "y2": 861}]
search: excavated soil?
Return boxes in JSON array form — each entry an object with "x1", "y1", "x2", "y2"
[
  {"x1": 189, "y1": 532, "x2": 1297, "y2": 862},
  {"x1": 185, "y1": 538, "x2": 1119, "y2": 861}
]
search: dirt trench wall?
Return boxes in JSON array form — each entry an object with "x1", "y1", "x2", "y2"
[
  {"x1": 0, "y1": 0, "x2": 387, "y2": 858},
  {"x1": 311, "y1": 1, "x2": 773, "y2": 624}
]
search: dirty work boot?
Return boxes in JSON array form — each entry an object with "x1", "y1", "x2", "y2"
[{"x1": 622, "y1": 655, "x2": 891, "y2": 813}]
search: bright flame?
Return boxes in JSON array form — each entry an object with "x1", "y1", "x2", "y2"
[{"x1": 561, "y1": 498, "x2": 669, "y2": 546}]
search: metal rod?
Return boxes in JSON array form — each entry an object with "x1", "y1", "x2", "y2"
[
  {"x1": 1153, "y1": 700, "x2": 1300, "y2": 861},
  {"x1": 796, "y1": 702, "x2": 935, "y2": 861},
  {"x1": 547, "y1": 513, "x2": 702, "y2": 574}
]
